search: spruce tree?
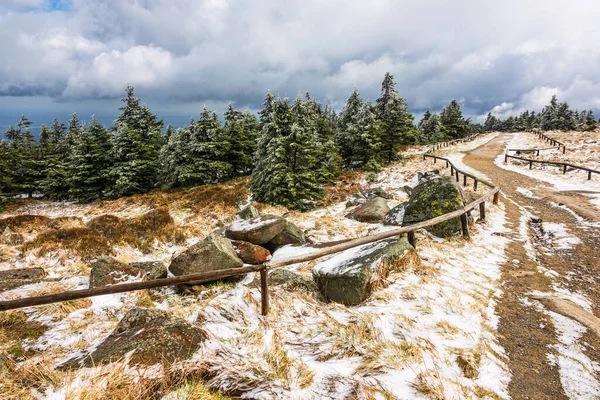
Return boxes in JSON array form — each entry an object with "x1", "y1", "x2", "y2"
[
  {"x1": 418, "y1": 108, "x2": 432, "y2": 129},
  {"x1": 439, "y1": 100, "x2": 468, "y2": 139},
  {"x1": 336, "y1": 88, "x2": 364, "y2": 167},
  {"x1": 0, "y1": 141, "x2": 16, "y2": 202},
  {"x1": 585, "y1": 110, "x2": 597, "y2": 130},
  {"x1": 40, "y1": 118, "x2": 71, "y2": 199},
  {"x1": 109, "y1": 86, "x2": 164, "y2": 198},
  {"x1": 375, "y1": 73, "x2": 416, "y2": 163},
  {"x1": 419, "y1": 113, "x2": 444, "y2": 143},
  {"x1": 223, "y1": 104, "x2": 259, "y2": 178},
  {"x1": 67, "y1": 117, "x2": 112, "y2": 202}
]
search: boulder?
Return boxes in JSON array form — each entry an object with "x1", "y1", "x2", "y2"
[
  {"x1": 384, "y1": 202, "x2": 407, "y2": 226},
  {"x1": 237, "y1": 205, "x2": 260, "y2": 219},
  {"x1": 345, "y1": 197, "x2": 390, "y2": 223},
  {"x1": 265, "y1": 221, "x2": 307, "y2": 251},
  {"x1": 417, "y1": 169, "x2": 440, "y2": 182},
  {"x1": 129, "y1": 261, "x2": 168, "y2": 280},
  {"x1": 60, "y1": 308, "x2": 206, "y2": 368},
  {"x1": 345, "y1": 193, "x2": 367, "y2": 208},
  {"x1": 89, "y1": 258, "x2": 146, "y2": 288},
  {"x1": 0, "y1": 268, "x2": 46, "y2": 292},
  {"x1": 312, "y1": 238, "x2": 415, "y2": 306},
  {"x1": 360, "y1": 187, "x2": 394, "y2": 200},
  {"x1": 402, "y1": 185, "x2": 413, "y2": 196},
  {"x1": 169, "y1": 232, "x2": 243, "y2": 283},
  {"x1": 402, "y1": 176, "x2": 465, "y2": 237},
  {"x1": 225, "y1": 215, "x2": 287, "y2": 245},
  {"x1": 231, "y1": 240, "x2": 271, "y2": 264},
  {"x1": 268, "y1": 269, "x2": 311, "y2": 290}
]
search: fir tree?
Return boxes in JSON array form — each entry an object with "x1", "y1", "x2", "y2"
[
  {"x1": 165, "y1": 124, "x2": 174, "y2": 141},
  {"x1": 585, "y1": 110, "x2": 597, "y2": 130},
  {"x1": 0, "y1": 141, "x2": 16, "y2": 202},
  {"x1": 375, "y1": 73, "x2": 416, "y2": 163},
  {"x1": 109, "y1": 86, "x2": 164, "y2": 198},
  {"x1": 419, "y1": 113, "x2": 444, "y2": 143},
  {"x1": 418, "y1": 108, "x2": 432, "y2": 129},
  {"x1": 223, "y1": 104, "x2": 259, "y2": 178},
  {"x1": 67, "y1": 117, "x2": 112, "y2": 202},
  {"x1": 439, "y1": 100, "x2": 468, "y2": 139},
  {"x1": 40, "y1": 118, "x2": 70, "y2": 199}
]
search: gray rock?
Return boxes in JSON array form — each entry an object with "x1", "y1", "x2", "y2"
[
  {"x1": 59, "y1": 308, "x2": 206, "y2": 368},
  {"x1": 251, "y1": 268, "x2": 312, "y2": 291},
  {"x1": 129, "y1": 261, "x2": 168, "y2": 280},
  {"x1": 89, "y1": 258, "x2": 146, "y2": 288},
  {"x1": 345, "y1": 193, "x2": 367, "y2": 208},
  {"x1": 265, "y1": 221, "x2": 307, "y2": 251},
  {"x1": 237, "y1": 205, "x2": 260, "y2": 219},
  {"x1": 169, "y1": 232, "x2": 243, "y2": 283},
  {"x1": 345, "y1": 197, "x2": 390, "y2": 223},
  {"x1": 225, "y1": 215, "x2": 287, "y2": 245},
  {"x1": 360, "y1": 187, "x2": 394, "y2": 200},
  {"x1": 402, "y1": 176, "x2": 465, "y2": 237},
  {"x1": 402, "y1": 185, "x2": 413, "y2": 196},
  {"x1": 312, "y1": 238, "x2": 415, "y2": 306},
  {"x1": 384, "y1": 202, "x2": 407, "y2": 226},
  {"x1": 0, "y1": 268, "x2": 46, "y2": 292},
  {"x1": 417, "y1": 169, "x2": 440, "y2": 182}
]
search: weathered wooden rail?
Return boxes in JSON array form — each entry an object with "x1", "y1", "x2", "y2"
[
  {"x1": 533, "y1": 131, "x2": 566, "y2": 153},
  {"x1": 504, "y1": 154, "x2": 600, "y2": 181},
  {"x1": 0, "y1": 134, "x2": 498, "y2": 315}
]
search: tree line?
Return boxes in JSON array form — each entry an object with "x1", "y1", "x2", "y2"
[
  {"x1": 0, "y1": 73, "x2": 476, "y2": 210},
  {"x1": 483, "y1": 94, "x2": 598, "y2": 132}
]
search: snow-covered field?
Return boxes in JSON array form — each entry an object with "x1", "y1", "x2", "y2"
[{"x1": 0, "y1": 139, "x2": 513, "y2": 399}]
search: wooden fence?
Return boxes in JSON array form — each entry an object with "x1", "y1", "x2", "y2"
[
  {"x1": 504, "y1": 154, "x2": 600, "y2": 181},
  {"x1": 0, "y1": 134, "x2": 498, "y2": 316}
]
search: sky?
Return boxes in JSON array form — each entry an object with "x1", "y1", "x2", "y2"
[{"x1": 1, "y1": 0, "x2": 600, "y2": 132}]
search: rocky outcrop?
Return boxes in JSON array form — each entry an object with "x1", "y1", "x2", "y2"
[
  {"x1": 383, "y1": 202, "x2": 407, "y2": 226},
  {"x1": 402, "y1": 176, "x2": 465, "y2": 237},
  {"x1": 89, "y1": 258, "x2": 146, "y2": 288},
  {"x1": 225, "y1": 215, "x2": 287, "y2": 245},
  {"x1": 169, "y1": 232, "x2": 243, "y2": 283},
  {"x1": 0, "y1": 268, "x2": 46, "y2": 292},
  {"x1": 60, "y1": 308, "x2": 206, "y2": 368},
  {"x1": 129, "y1": 261, "x2": 168, "y2": 280},
  {"x1": 231, "y1": 240, "x2": 271, "y2": 264},
  {"x1": 237, "y1": 205, "x2": 260, "y2": 220},
  {"x1": 312, "y1": 238, "x2": 415, "y2": 306},
  {"x1": 265, "y1": 221, "x2": 307, "y2": 251},
  {"x1": 345, "y1": 197, "x2": 390, "y2": 223}
]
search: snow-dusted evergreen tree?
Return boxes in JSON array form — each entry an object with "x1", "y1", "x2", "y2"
[
  {"x1": 223, "y1": 104, "x2": 259, "y2": 178},
  {"x1": 109, "y1": 86, "x2": 164, "y2": 198},
  {"x1": 165, "y1": 124, "x2": 174, "y2": 141},
  {"x1": 584, "y1": 110, "x2": 597, "y2": 130},
  {"x1": 324, "y1": 104, "x2": 338, "y2": 131},
  {"x1": 40, "y1": 118, "x2": 71, "y2": 199},
  {"x1": 67, "y1": 117, "x2": 112, "y2": 202},
  {"x1": 418, "y1": 108, "x2": 432, "y2": 129},
  {"x1": 484, "y1": 112, "x2": 500, "y2": 132},
  {"x1": 158, "y1": 127, "x2": 191, "y2": 188},
  {"x1": 336, "y1": 88, "x2": 364, "y2": 166},
  {"x1": 0, "y1": 141, "x2": 16, "y2": 202},
  {"x1": 419, "y1": 113, "x2": 444, "y2": 143},
  {"x1": 6, "y1": 116, "x2": 43, "y2": 196},
  {"x1": 250, "y1": 94, "x2": 337, "y2": 210},
  {"x1": 375, "y1": 73, "x2": 416, "y2": 162},
  {"x1": 440, "y1": 100, "x2": 469, "y2": 139},
  {"x1": 540, "y1": 95, "x2": 559, "y2": 130}
]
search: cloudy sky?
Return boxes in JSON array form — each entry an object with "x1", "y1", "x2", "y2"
[{"x1": 1, "y1": 0, "x2": 600, "y2": 130}]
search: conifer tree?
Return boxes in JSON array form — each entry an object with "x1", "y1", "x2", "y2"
[
  {"x1": 165, "y1": 124, "x2": 174, "y2": 141},
  {"x1": 418, "y1": 108, "x2": 432, "y2": 129},
  {"x1": 67, "y1": 117, "x2": 112, "y2": 202},
  {"x1": 375, "y1": 73, "x2": 416, "y2": 162},
  {"x1": 585, "y1": 110, "x2": 597, "y2": 130},
  {"x1": 223, "y1": 104, "x2": 259, "y2": 178},
  {"x1": 109, "y1": 86, "x2": 164, "y2": 197},
  {"x1": 419, "y1": 113, "x2": 444, "y2": 143},
  {"x1": 40, "y1": 118, "x2": 70, "y2": 199},
  {"x1": 0, "y1": 141, "x2": 16, "y2": 202},
  {"x1": 8, "y1": 116, "x2": 43, "y2": 196},
  {"x1": 439, "y1": 100, "x2": 468, "y2": 139}
]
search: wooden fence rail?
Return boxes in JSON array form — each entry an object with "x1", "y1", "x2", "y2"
[
  {"x1": 533, "y1": 131, "x2": 566, "y2": 153},
  {"x1": 504, "y1": 154, "x2": 600, "y2": 180},
  {"x1": 0, "y1": 134, "x2": 498, "y2": 315}
]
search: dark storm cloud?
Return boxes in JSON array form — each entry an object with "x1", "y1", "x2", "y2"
[{"x1": 1, "y1": 0, "x2": 600, "y2": 121}]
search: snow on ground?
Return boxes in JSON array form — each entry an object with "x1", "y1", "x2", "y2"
[
  {"x1": 0, "y1": 146, "x2": 512, "y2": 399},
  {"x1": 495, "y1": 132, "x2": 600, "y2": 193}
]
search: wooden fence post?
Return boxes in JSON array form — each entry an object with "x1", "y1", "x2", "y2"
[
  {"x1": 493, "y1": 191, "x2": 499, "y2": 204},
  {"x1": 407, "y1": 231, "x2": 416, "y2": 248},
  {"x1": 463, "y1": 174, "x2": 467, "y2": 186},
  {"x1": 504, "y1": 154, "x2": 508, "y2": 163},
  {"x1": 260, "y1": 268, "x2": 269, "y2": 316},
  {"x1": 563, "y1": 165, "x2": 567, "y2": 174},
  {"x1": 479, "y1": 202, "x2": 486, "y2": 221},
  {"x1": 562, "y1": 146, "x2": 566, "y2": 154},
  {"x1": 455, "y1": 170, "x2": 459, "y2": 182},
  {"x1": 473, "y1": 179, "x2": 478, "y2": 191},
  {"x1": 589, "y1": 171, "x2": 592, "y2": 180},
  {"x1": 529, "y1": 160, "x2": 533, "y2": 169},
  {"x1": 460, "y1": 213, "x2": 470, "y2": 239}
]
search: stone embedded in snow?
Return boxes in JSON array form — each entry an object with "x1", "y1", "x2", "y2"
[
  {"x1": 169, "y1": 232, "x2": 243, "y2": 283},
  {"x1": 265, "y1": 221, "x2": 307, "y2": 251},
  {"x1": 59, "y1": 308, "x2": 206, "y2": 368},
  {"x1": 417, "y1": 169, "x2": 440, "y2": 182},
  {"x1": 237, "y1": 205, "x2": 260, "y2": 219},
  {"x1": 345, "y1": 197, "x2": 390, "y2": 223},
  {"x1": 345, "y1": 193, "x2": 367, "y2": 208},
  {"x1": 361, "y1": 187, "x2": 394, "y2": 200},
  {"x1": 0, "y1": 267, "x2": 47, "y2": 292},
  {"x1": 402, "y1": 176, "x2": 465, "y2": 237},
  {"x1": 384, "y1": 202, "x2": 407, "y2": 226},
  {"x1": 312, "y1": 237, "x2": 415, "y2": 306},
  {"x1": 231, "y1": 240, "x2": 271, "y2": 264},
  {"x1": 129, "y1": 261, "x2": 168, "y2": 280},
  {"x1": 89, "y1": 258, "x2": 146, "y2": 288},
  {"x1": 224, "y1": 215, "x2": 287, "y2": 245}
]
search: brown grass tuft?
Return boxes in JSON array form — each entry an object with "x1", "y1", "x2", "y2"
[
  {"x1": 22, "y1": 227, "x2": 111, "y2": 259},
  {"x1": 0, "y1": 215, "x2": 52, "y2": 236},
  {"x1": 317, "y1": 171, "x2": 365, "y2": 207},
  {"x1": 0, "y1": 311, "x2": 47, "y2": 343},
  {"x1": 412, "y1": 369, "x2": 445, "y2": 400}
]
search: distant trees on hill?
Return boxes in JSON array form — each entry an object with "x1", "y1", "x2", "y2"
[
  {"x1": 483, "y1": 94, "x2": 598, "y2": 132},
  {"x1": 0, "y1": 75, "x2": 505, "y2": 209}
]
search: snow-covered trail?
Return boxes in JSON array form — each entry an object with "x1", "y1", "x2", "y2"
[{"x1": 463, "y1": 132, "x2": 600, "y2": 400}]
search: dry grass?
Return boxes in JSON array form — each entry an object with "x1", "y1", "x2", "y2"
[
  {"x1": 0, "y1": 310, "x2": 47, "y2": 343},
  {"x1": 347, "y1": 381, "x2": 397, "y2": 400},
  {"x1": 317, "y1": 171, "x2": 365, "y2": 207},
  {"x1": 0, "y1": 215, "x2": 52, "y2": 234},
  {"x1": 317, "y1": 313, "x2": 384, "y2": 361},
  {"x1": 35, "y1": 298, "x2": 93, "y2": 320},
  {"x1": 436, "y1": 320, "x2": 460, "y2": 336},
  {"x1": 356, "y1": 340, "x2": 422, "y2": 376},
  {"x1": 412, "y1": 369, "x2": 446, "y2": 400},
  {"x1": 22, "y1": 227, "x2": 112, "y2": 259},
  {"x1": 456, "y1": 347, "x2": 482, "y2": 379}
]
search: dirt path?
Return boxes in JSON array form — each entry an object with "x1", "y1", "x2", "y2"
[{"x1": 463, "y1": 133, "x2": 600, "y2": 399}]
